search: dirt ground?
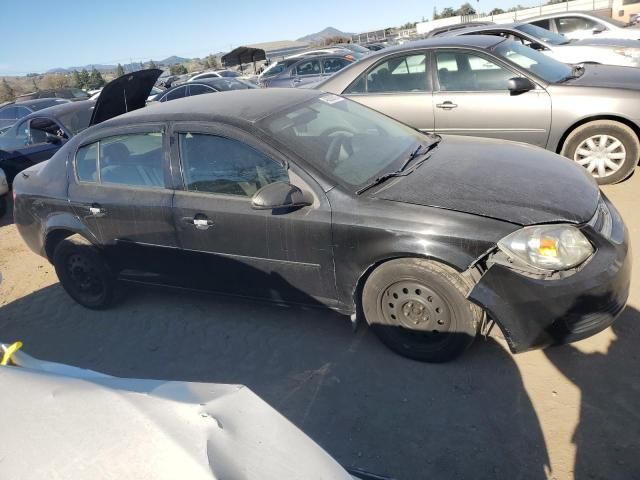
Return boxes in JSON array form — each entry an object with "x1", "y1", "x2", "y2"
[{"x1": 0, "y1": 175, "x2": 639, "y2": 480}]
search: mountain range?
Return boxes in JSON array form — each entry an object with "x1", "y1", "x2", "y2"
[{"x1": 45, "y1": 26, "x2": 352, "y2": 74}]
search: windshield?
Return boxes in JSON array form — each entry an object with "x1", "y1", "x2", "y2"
[
  {"x1": 57, "y1": 105, "x2": 93, "y2": 134},
  {"x1": 493, "y1": 39, "x2": 572, "y2": 83},
  {"x1": 514, "y1": 23, "x2": 570, "y2": 45},
  {"x1": 261, "y1": 59, "x2": 298, "y2": 78},
  {"x1": 258, "y1": 94, "x2": 431, "y2": 188}
]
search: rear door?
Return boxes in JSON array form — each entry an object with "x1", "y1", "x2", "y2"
[
  {"x1": 342, "y1": 50, "x2": 434, "y2": 132},
  {"x1": 67, "y1": 125, "x2": 178, "y2": 274},
  {"x1": 432, "y1": 49, "x2": 551, "y2": 148},
  {"x1": 169, "y1": 123, "x2": 336, "y2": 305}
]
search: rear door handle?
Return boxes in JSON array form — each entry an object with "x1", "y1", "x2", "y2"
[
  {"x1": 436, "y1": 101, "x2": 458, "y2": 110},
  {"x1": 88, "y1": 203, "x2": 106, "y2": 217},
  {"x1": 183, "y1": 214, "x2": 214, "y2": 230}
]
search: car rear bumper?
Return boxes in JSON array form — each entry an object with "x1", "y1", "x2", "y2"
[{"x1": 468, "y1": 198, "x2": 631, "y2": 353}]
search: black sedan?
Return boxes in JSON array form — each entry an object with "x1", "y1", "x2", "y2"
[
  {"x1": 0, "y1": 98, "x2": 71, "y2": 133},
  {"x1": 155, "y1": 77, "x2": 256, "y2": 103},
  {"x1": 13, "y1": 89, "x2": 630, "y2": 362}
]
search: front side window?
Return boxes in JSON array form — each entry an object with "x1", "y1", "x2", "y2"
[
  {"x1": 259, "y1": 94, "x2": 429, "y2": 188},
  {"x1": 28, "y1": 118, "x2": 66, "y2": 144},
  {"x1": 322, "y1": 58, "x2": 350, "y2": 74},
  {"x1": 556, "y1": 16, "x2": 599, "y2": 34},
  {"x1": 295, "y1": 59, "x2": 321, "y2": 76},
  {"x1": 346, "y1": 53, "x2": 427, "y2": 94},
  {"x1": 179, "y1": 133, "x2": 288, "y2": 197},
  {"x1": 98, "y1": 133, "x2": 164, "y2": 188},
  {"x1": 162, "y1": 86, "x2": 188, "y2": 102},
  {"x1": 436, "y1": 51, "x2": 514, "y2": 91}
]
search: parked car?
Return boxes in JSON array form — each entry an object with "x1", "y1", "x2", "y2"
[
  {"x1": 317, "y1": 35, "x2": 640, "y2": 184},
  {"x1": 187, "y1": 69, "x2": 242, "y2": 81},
  {"x1": 425, "y1": 21, "x2": 495, "y2": 38},
  {"x1": 154, "y1": 77, "x2": 256, "y2": 103},
  {"x1": 334, "y1": 43, "x2": 374, "y2": 58},
  {"x1": 523, "y1": 11, "x2": 640, "y2": 41},
  {"x1": 258, "y1": 54, "x2": 354, "y2": 88},
  {"x1": 0, "y1": 69, "x2": 161, "y2": 217},
  {"x1": 362, "y1": 42, "x2": 387, "y2": 51},
  {"x1": 15, "y1": 88, "x2": 90, "y2": 102},
  {"x1": 0, "y1": 98, "x2": 71, "y2": 133},
  {"x1": 444, "y1": 23, "x2": 640, "y2": 67},
  {"x1": 91, "y1": 85, "x2": 166, "y2": 102},
  {"x1": 287, "y1": 47, "x2": 362, "y2": 60},
  {"x1": 13, "y1": 89, "x2": 630, "y2": 363}
]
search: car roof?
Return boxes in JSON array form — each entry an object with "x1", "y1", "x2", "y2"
[
  {"x1": 370, "y1": 35, "x2": 504, "y2": 54},
  {"x1": 524, "y1": 11, "x2": 604, "y2": 21},
  {"x1": 98, "y1": 88, "x2": 322, "y2": 129},
  {"x1": 24, "y1": 100, "x2": 94, "y2": 121},
  {"x1": 441, "y1": 23, "x2": 521, "y2": 36}
]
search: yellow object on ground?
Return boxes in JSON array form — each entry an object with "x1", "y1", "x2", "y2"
[{"x1": 1, "y1": 341, "x2": 23, "y2": 366}]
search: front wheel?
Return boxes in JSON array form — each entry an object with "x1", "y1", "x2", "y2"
[
  {"x1": 53, "y1": 234, "x2": 117, "y2": 309},
  {"x1": 561, "y1": 120, "x2": 639, "y2": 185},
  {"x1": 362, "y1": 258, "x2": 481, "y2": 363}
]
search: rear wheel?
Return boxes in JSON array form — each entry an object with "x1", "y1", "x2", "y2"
[
  {"x1": 561, "y1": 120, "x2": 639, "y2": 185},
  {"x1": 53, "y1": 234, "x2": 117, "y2": 309},
  {"x1": 362, "y1": 258, "x2": 481, "y2": 363}
]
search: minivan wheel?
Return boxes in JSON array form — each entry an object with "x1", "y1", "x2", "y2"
[
  {"x1": 562, "y1": 120, "x2": 639, "y2": 185},
  {"x1": 362, "y1": 258, "x2": 481, "y2": 363},
  {"x1": 53, "y1": 234, "x2": 117, "y2": 310}
]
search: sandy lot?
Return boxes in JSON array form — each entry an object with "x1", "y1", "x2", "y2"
[{"x1": 0, "y1": 175, "x2": 639, "y2": 480}]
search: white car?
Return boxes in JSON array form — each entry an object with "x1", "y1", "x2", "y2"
[
  {"x1": 524, "y1": 11, "x2": 640, "y2": 41},
  {"x1": 451, "y1": 23, "x2": 640, "y2": 67},
  {"x1": 187, "y1": 69, "x2": 242, "y2": 82}
]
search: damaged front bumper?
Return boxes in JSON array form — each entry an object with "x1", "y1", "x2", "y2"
[{"x1": 468, "y1": 197, "x2": 631, "y2": 353}]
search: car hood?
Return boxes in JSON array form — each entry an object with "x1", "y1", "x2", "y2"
[
  {"x1": 561, "y1": 63, "x2": 640, "y2": 90},
  {"x1": 373, "y1": 136, "x2": 599, "y2": 226},
  {"x1": 89, "y1": 68, "x2": 162, "y2": 126}
]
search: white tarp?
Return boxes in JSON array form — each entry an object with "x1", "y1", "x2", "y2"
[{"x1": 0, "y1": 344, "x2": 353, "y2": 480}]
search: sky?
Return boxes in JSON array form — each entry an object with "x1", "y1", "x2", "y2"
[{"x1": 0, "y1": 0, "x2": 540, "y2": 75}]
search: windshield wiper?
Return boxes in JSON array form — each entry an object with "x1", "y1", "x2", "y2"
[{"x1": 356, "y1": 136, "x2": 441, "y2": 195}]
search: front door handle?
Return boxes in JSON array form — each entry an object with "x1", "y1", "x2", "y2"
[
  {"x1": 436, "y1": 101, "x2": 458, "y2": 110},
  {"x1": 183, "y1": 214, "x2": 214, "y2": 230},
  {"x1": 88, "y1": 203, "x2": 106, "y2": 217}
]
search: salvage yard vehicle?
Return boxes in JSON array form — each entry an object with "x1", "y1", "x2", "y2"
[
  {"x1": 259, "y1": 54, "x2": 355, "y2": 88},
  {"x1": 443, "y1": 23, "x2": 640, "y2": 68},
  {"x1": 0, "y1": 69, "x2": 161, "y2": 217},
  {"x1": 523, "y1": 11, "x2": 640, "y2": 41},
  {"x1": 317, "y1": 35, "x2": 640, "y2": 184},
  {"x1": 155, "y1": 77, "x2": 256, "y2": 103},
  {"x1": 0, "y1": 342, "x2": 390, "y2": 480},
  {"x1": 13, "y1": 89, "x2": 630, "y2": 363},
  {"x1": 0, "y1": 98, "x2": 71, "y2": 133}
]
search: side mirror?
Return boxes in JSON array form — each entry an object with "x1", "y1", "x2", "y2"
[
  {"x1": 251, "y1": 181, "x2": 312, "y2": 211},
  {"x1": 508, "y1": 77, "x2": 536, "y2": 95}
]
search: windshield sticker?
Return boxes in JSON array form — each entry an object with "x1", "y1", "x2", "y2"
[{"x1": 319, "y1": 94, "x2": 344, "y2": 104}]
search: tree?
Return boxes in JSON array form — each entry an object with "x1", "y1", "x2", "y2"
[
  {"x1": 148, "y1": 59, "x2": 157, "y2": 69},
  {"x1": 31, "y1": 78, "x2": 38, "y2": 91},
  {"x1": 489, "y1": 7, "x2": 505, "y2": 15},
  {"x1": 206, "y1": 54, "x2": 219, "y2": 69},
  {"x1": 0, "y1": 78, "x2": 15, "y2": 102},
  {"x1": 79, "y1": 69, "x2": 90, "y2": 89},
  {"x1": 72, "y1": 70, "x2": 82, "y2": 88},
  {"x1": 116, "y1": 63, "x2": 125, "y2": 77},
  {"x1": 88, "y1": 67, "x2": 106, "y2": 89},
  {"x1": 456, "y1": 2, "x2": 476, "y2": 16},
  {"x1": 202, "y1": 58, "x2": 211, "y2": 69},
  {"x1": 437, "y1": 7, "x2": 456, "y2": 19},
  {"x1": 169, "y1": 64, "x2": 188, "y2": 75}
]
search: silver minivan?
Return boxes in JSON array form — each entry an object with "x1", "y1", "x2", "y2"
[{"x1": 259, "y1": 55, "x2": 354, "y2": 88}]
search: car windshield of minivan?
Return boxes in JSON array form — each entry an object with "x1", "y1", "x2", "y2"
[
  {"x1": 259, "y1": 95, "x2": 432, "y2": 188},
  {"x1": 493, "y1": 39, "x2": 573, "y2": 83},
  {"x1": 515, "y1": 23, "x2": 570, "y2": 45}
]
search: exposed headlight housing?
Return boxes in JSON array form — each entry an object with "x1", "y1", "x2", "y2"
[{"x1": 497, "y1": 225, "x2": 594, "y2": 271}]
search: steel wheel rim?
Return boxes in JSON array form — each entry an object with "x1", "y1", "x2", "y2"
[
  {"x1": 381, "y1": 280, "x2": 452, "y2": 335},
  {"x1": 67, "y1": 253, "x2": 104, "y2": 299},
  {"x1": 574, "y1": 134, "x2": 626, "y2": 178}
]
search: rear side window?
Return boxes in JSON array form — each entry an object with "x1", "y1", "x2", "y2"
[
  {"x1": 189, "y1": 84, "x2": 216, "y2": 96},
  {"x1": 74, "y1": 133, "x2": 164, "y2": 188},
  {"x1": 345, "y1": 53, "x2": 428, "y2": 94},
  {"x1": 323, "y1": 58, "x2": 350, "y2": 74},
  {"x1": 296, "y1": 59, "x2": 321, "y2": 76},
  {"x1": 530, "y1": 19, "x2": 551, "y2": 30},
  {"x1": 178, "y1": 133, "x2": 288, "y2": 197},
  {"x1": 162, "y1": 86, "x2": 188, "y2": 102},
  {"x1": 76, "y1": 143, "x2": 98, "y2": 182}
]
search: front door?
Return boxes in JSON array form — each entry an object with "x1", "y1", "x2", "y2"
[
  {"x1": 343, "y1": 51, "x2": 434, "y2": 132},
  {"x1": 432, "y1": 49, "x2": 552, "y2": 148},
  {"x1": 169, "y1": 125, "x2": 336, "y2": 306},
  {"x1": 67, "y1": 127, "x2": 177, "y2": 274}
]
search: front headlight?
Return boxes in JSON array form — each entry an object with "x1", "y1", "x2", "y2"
[{"x1": 498, "y1": 225, "x2": 594, "y2": 271}]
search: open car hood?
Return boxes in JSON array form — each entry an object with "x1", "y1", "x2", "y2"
[
  {"x1": 0, "y1": 343, "x2": 356, "y2": 480},
  {"x1": 89, "y1": 68, "x2": 162, "y2": 126}
]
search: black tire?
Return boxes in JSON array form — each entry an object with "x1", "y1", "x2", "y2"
[
  {"x1": 561, "y1": 120, "x2": 639, "y2": 185},
  {"x1": 52, "y1": 234, "x2": 117, "y2": 310},
  {"x1": 0, "y1": 195, "x2": 6, "y2": 219},
  {"x1": 362, "y1": 258, "x2": 481, "y2": 363}
]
